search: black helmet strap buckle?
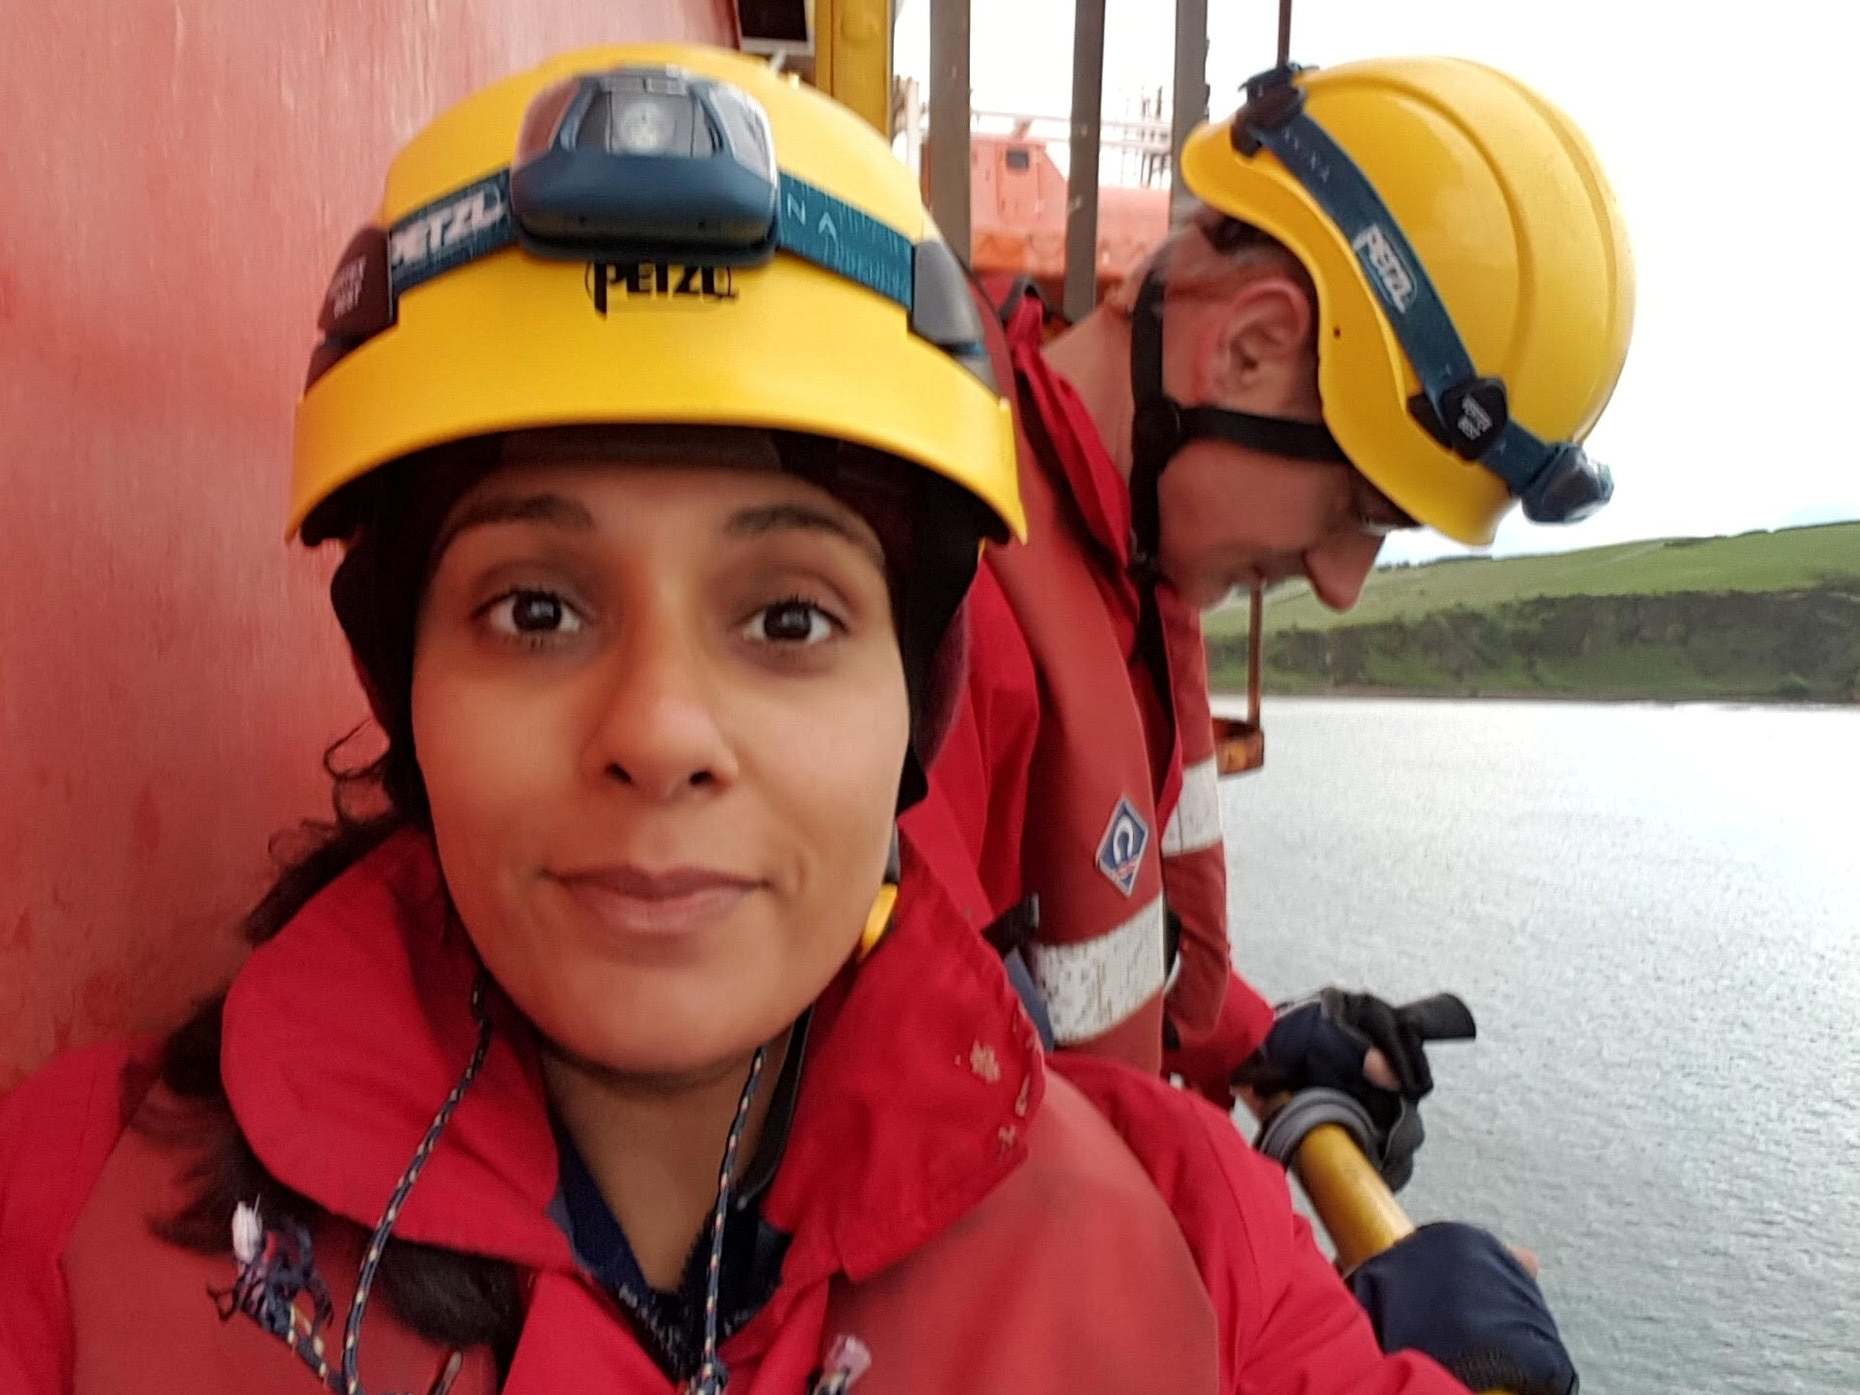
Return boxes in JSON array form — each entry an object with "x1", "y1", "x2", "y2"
[{"x1": 1231, "y1": 63, "x2": 1309, "y2": 157}]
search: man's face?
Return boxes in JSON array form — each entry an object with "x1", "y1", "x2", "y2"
[
  {"x1": 1155, "y1": 437, "x2": 1406, "y2": 610},
  {"x1": 1148, "y1": 267, "x2": 1415, "y2": 610}
]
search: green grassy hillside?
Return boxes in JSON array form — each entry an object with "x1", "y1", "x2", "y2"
[{"x1": 1204, "y1": 522, "x2": 1860, "y2": 702}]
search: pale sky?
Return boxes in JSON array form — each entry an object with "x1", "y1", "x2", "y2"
[{"x1": 896, "y1": 1, "x2": 1860, "y2": 562}]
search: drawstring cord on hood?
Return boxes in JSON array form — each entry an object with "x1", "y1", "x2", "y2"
[
  {"x1": 221, "y1": 971, "x2": 495, "y2": 1395},
  {"x1": 222, "y1": 967, "x2": 772, "y2": 1395},
  {"x1": 687, "y1": 1043, "x2": 768, "y2": 1395},
  {"x1": 341, "y1": 971, "x2": 496, "y2": 1394}
]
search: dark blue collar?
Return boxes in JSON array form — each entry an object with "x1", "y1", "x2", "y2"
[{"x1": 550, "y1": 1015, "x2": 809, "y2": 1380}]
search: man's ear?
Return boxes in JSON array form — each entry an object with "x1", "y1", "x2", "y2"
[{"x1": 1188, "y1": 274, "x2": 1316, "y2": 412}]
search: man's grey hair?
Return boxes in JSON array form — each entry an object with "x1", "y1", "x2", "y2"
[{"x1": 1104, "y1": 199, "x2": 1316, "y2": 317}]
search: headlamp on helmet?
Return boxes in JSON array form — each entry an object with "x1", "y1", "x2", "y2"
[
  {"x1": 304, "y1": 64, "x2": 1001, "y2": 405},
  {"x1": 510, "y1": 67, "x2": 781, "y2": 265}
]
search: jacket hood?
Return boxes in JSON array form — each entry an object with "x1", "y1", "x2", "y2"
[{"x1": 221, "y1": 828, "x2": 1045, "y2": 1336}]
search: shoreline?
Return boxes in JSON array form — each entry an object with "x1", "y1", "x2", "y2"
[{"x1": 1209, "y1": 686, "x2": 1860, "y2": 710}]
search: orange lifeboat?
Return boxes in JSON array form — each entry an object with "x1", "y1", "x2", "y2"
[{"x1": 929, "y1": 128, "x2": 1170, "y2": 311}]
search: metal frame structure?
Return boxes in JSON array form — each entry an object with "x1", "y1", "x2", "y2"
[
  {"x1": 927, "y1": 0, "x2": 972, "y2": 256},
  {"x1": 1058, "y1": 0, "x2": 1209, "y2": 318},
  {"x1": 968, "y1": 110, "x2": 1171, "y2": 172},
  {"x1": 800, "y1": 0, "x2": 1215, "y2": 297},
  {"x1": 1060, "y1": 0, "x2": 1110, "y2": 322},
  {"x1": 1170, "y1": 0, "x2": 1210, "y2": 219}
]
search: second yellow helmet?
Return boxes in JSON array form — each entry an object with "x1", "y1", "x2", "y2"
[{"x1": 1183, "y1": 58, "x2": 1635, "y2": 545}]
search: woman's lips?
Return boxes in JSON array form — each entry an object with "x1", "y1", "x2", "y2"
[{"x1": 551, "y1": 864, "x2": 762, "y2": 939}]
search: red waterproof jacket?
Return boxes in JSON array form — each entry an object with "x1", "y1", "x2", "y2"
[
  {"x1": 902, "y1": 290, "x2": 1275, "y2": 1092},
  {"x1": 0, "y1": 830, "x2": 1465, "y2": 1394}
]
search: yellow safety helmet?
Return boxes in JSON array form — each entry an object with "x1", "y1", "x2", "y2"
[
  {"x1": 289, "y1": 42, "x2": 1022, "y2": 545},
  {"x1": 1181, "y1": 58, "x2": 1635, "y2": 545}
]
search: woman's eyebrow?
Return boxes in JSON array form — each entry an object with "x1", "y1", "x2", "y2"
[
  {"x1": 725, "y1": 503, "x2": 885, "y2": 572},
  {"x1": 434, "y1": 492, "x2": 596, "y2": 556}
]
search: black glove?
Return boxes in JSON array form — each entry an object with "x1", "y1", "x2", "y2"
[
  {"x1": 1234, "y1": 989, "x2": 1475, "y2": 1190},
  {"x1": 1349, "y1": 1222, "x2": 1578, "y2": 1395}
]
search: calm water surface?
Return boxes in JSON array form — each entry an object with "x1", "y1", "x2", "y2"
[{"x1": 1220, "y1": 699, "x2": 1859, "y2": 1394}]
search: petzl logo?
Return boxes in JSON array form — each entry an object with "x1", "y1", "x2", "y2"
[
  {"x1": 586, "y1": 262, "x2": 738, "y2": 315},
  {"x1": 388, "y1": 185, "x2": 507, "y2": 272},
  {"x1": 1096, "y1": 797, "x2": 1150, "y2": 897},
  {"x1": 1456, "y1": 393, "x2": 1494, "y2": 442},
  {"x1": 1351, "y1": 223, "x2": 1417, "y2": 314}
]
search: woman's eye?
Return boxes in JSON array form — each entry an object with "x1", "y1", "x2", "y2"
[
  {"x1": 744, "y1": 599, "x2": 839, "y2": 646},
  {"x1": 483, "y1": 589, "x2": 586, "y2": 640}
]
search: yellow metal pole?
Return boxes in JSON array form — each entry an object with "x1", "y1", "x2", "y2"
[
  {"x1": 813, "y1": 0, "x2": 894, "y2": 137},
  {"x1": 1292, "y1": 1123, "x2": 1415, "y2": 1273},
  {"x1": 1288, "y1": 1122, "x2": 1511, "y2": 1395}
]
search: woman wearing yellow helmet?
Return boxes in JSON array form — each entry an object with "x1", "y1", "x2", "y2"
[{"x1": 0, "y1": 43, "x2": 1574, "y2": 1395}]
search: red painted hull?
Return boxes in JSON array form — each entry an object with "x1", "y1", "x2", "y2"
[{"x1": 0, "y1": 1, "x2": 738, "y2": 1089}]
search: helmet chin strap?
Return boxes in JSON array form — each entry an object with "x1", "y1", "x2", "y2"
[
  {"x1": 1125, "y1": 254, "x2": 1347, "y2": 580},
  {"x1": 1119, "y1": 251, "x2": 1333, "y2": 859}
]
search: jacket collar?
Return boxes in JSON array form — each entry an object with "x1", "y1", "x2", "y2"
[
  {"x1": 221, "y1": 828, "x2": 1044, "y2": 1312},
  {"x1": 1004, "y1": 294, "x2": 1134, "y2": 572}
]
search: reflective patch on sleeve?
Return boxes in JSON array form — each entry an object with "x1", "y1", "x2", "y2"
[
  {"x1": 1026, "y1": 896, "x2": 1166, "y2": 1045},
  {"x1": 1160, "y1": 756, "x2": 1223, "y2": 857}
]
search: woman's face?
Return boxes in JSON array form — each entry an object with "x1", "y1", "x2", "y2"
[{"x1": 411, "y1": 446, "x2": 908, "y2": 1079}]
